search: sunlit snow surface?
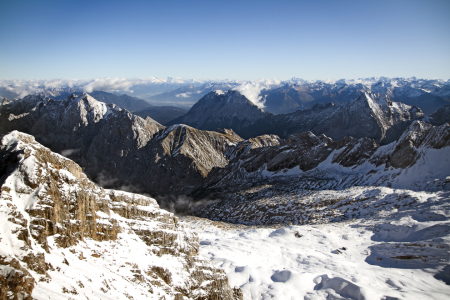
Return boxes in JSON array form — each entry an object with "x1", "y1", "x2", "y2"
[{"x1": 183, "y1": 188, "x2": 450, "y2": 300}]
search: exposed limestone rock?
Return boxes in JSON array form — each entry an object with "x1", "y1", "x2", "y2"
[{"x1": 0, "y1": 131, "x2": 241, "y2": 300}]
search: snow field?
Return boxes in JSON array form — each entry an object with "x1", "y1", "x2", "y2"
[{"x1": 184, "y1": 207, "x2": 450, "y2": 300}]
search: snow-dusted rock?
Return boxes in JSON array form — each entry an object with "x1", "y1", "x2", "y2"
[
  {"x1": 0, "y1": 131, "x2": 242, "y2": 299},
  {"x1": 196, "y1": 121, "x2": 450, "y2": 202}
]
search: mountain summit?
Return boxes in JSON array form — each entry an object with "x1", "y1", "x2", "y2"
[{"x1": 167, "y1": 90, "x2": 269, "y2": 135}]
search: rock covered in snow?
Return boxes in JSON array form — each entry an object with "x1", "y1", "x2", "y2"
[
  {"x1": 196, "y1": 121, "x2": 450, "y2": 200},
  {"x1": 0, "y1": 131, "x2": 242, "y2": 299}
]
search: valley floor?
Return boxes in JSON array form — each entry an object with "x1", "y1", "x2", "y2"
[{"x1": 182, "y1": 188, "x2": 450, "y2": 300}]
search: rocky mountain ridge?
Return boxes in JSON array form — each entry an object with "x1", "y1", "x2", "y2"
[
  {"x1": 0, "y1": 92, "x2": 446, "y2": 201},
  {"x1": 167, "y1": 90, "x2": 270, "y2": 134},
  {"x1": 0, "y1": 93, "x2": 280, "y2": 197},
  {"x1": 0, "y1": 131, "x2": 242, "y2": 299},
  {"x1": 171, "y1": 91, "x2": 424, "y2": 143},
  {"x1": 261, "y1": 77, "x2": 450, "y2": 114},
  {"x1": 194, "y1": 120, "x2": 450, "y2": 204}
]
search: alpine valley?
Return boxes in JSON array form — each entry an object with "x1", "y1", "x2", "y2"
[{"x1": 1, "y1": 77, "x2": 450, "y2": 300}]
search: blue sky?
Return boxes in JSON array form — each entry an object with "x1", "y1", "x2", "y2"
[{"x1": 1, "y1": 0, "x2": 449, "y2": 80}]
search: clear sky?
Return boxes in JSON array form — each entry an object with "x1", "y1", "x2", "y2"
[{"x1": 1, "y1": 0, "x2": 449, "y2": 80}]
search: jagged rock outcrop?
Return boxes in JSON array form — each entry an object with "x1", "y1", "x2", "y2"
[
  {"x1": 0, "y1": 131, "x2": 242, "y2": 299},
  {"x1": 195, "y1": 121, "x2": 450, "y2": 200},
  {"x1": 0, "y1": 93, "x2": 162, "y2": 153}
]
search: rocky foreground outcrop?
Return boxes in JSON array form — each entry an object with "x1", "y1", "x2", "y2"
[{"x1": 0, "y1": 131, "x2": 241, "y2": 299}]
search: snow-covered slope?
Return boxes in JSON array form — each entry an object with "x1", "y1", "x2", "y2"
[
  {"x1": 184, "y1": 184, "x2": 450, "y2": 299},
  {"x1": 0, "y1": 131, "x2": 242, "y2": 299},
  {"x1": 184, "y1": 121, "x2": 450, "y2": 300}
]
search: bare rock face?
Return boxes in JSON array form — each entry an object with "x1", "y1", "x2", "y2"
[
  {"x1": 0, "y1": 131, "x2": 241, "y2": 300},
  {"x1": 265, "y1": 92, "x2": 424, "y2": 144},
  {"x1": 384, "y1": 121, "x2": 450, "y2": 169}
]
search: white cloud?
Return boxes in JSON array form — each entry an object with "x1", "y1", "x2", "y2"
[
  {"x1": 0, "y1": 77, "x2": 192, "y2": 99},
  {"x1": 0, "y1": 77, "x2": 284, "y2": 101},
  {"x1": 175, "y1": 92, "x2": 192, "y2": 98},
  {"x1": 232, "y1": 78, "x2": 282, "y2": 109},
  {"x1": 81, "y1": 78, "x2": 135, "y2": 93}
]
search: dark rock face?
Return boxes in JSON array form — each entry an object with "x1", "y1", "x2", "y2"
[
  {"x1": 260, "y1": 83, "x2": 355, "y2": 114},
  {"x1": 387, "y1": 121, "x2": 450, "y2": 169},
  {"x1": 428, "y1": 105, "x2": 450, "y2": 126},
  {"x1": 0, "y1": 93, "x2": 162, "y2": 153},
  {"x1": 250, "y1": 93, "x2": 424, "y2": 144},
  {"x1": 134, "y1": 105, "x2": 188, "y2": 124},
  {"x1": 0, "y1": 131, "x2": 242, "y2": 300},
  {"x1": 167, "y1": 90, "x2": 270, "y2": 137}
]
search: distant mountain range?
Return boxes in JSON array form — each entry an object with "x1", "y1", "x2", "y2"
[
  {"x1": 2, "y1": 77, "x2": 449, "y2": 115},
  {"x1": 169, "y1": 90, "x2": 425, "y2": 144},
  {"x1": 1, "y1": 91, "x2": 449, "y2": 199},
  {"x1": 147, "y1": 77, "x2": 450, "y2": 115},
  {"x1": 260, "y1": 78, "x2": 450, "y2": 115}
]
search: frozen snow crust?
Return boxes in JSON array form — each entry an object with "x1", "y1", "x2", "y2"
[{"x1": 0, "y1": 131, "x2": 241, "y2": 299}]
